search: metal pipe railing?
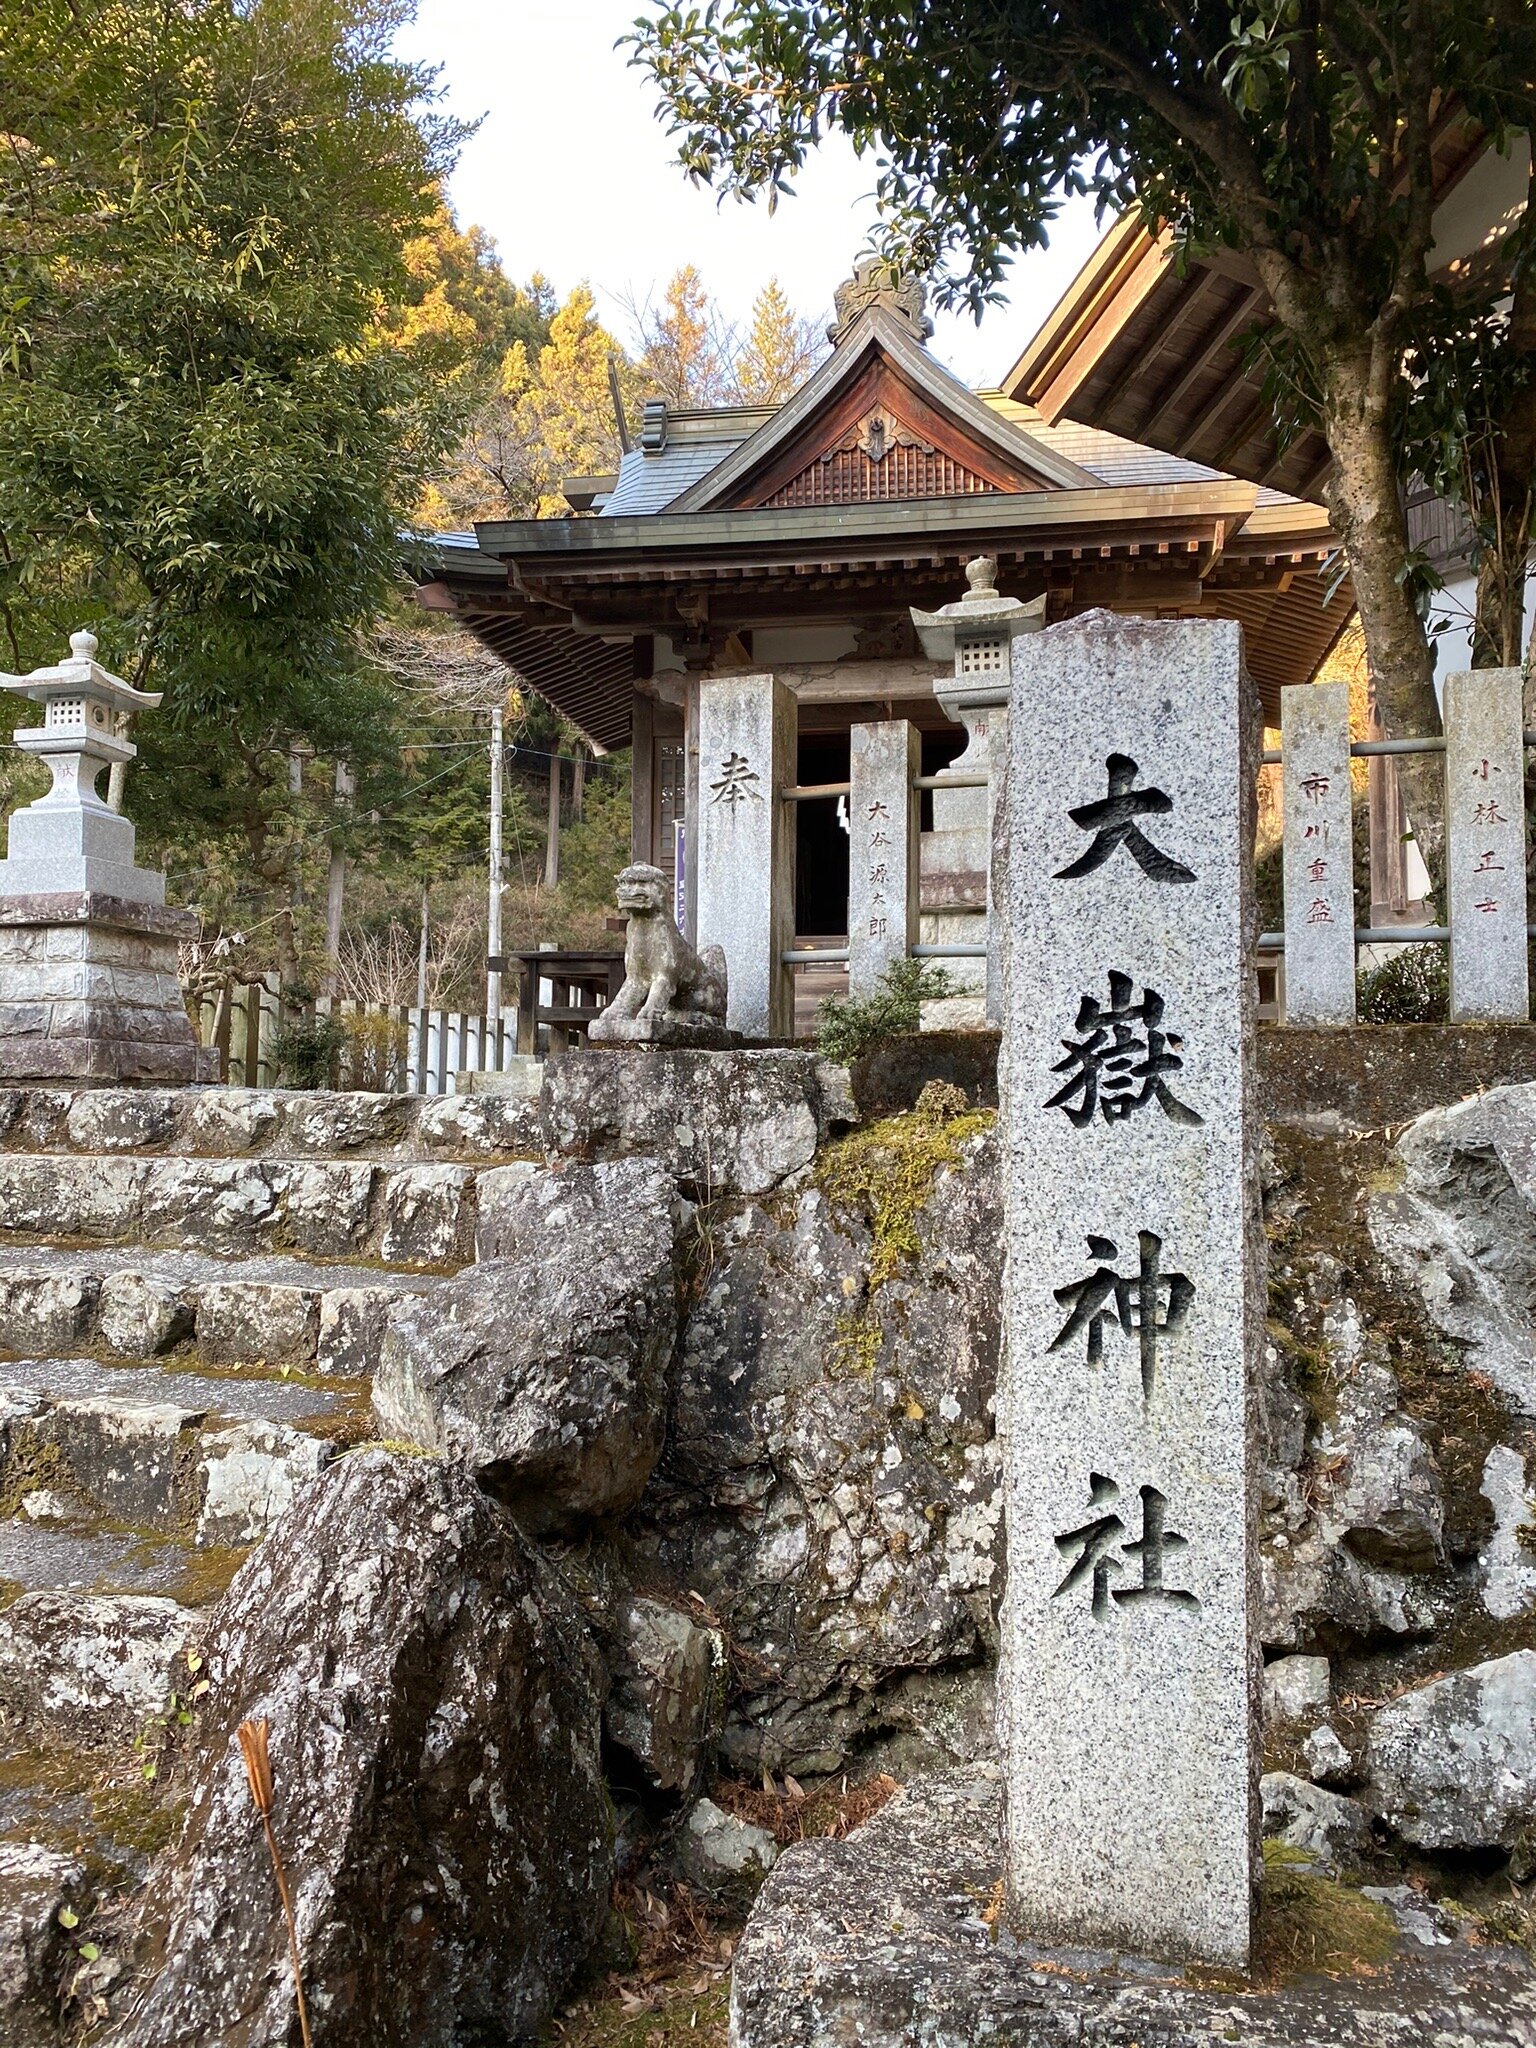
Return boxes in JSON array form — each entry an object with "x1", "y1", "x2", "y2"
[
  {"x1": 779, "y1": 943, "x2": 989, "y2": 965},
  {"x1": 1260, "y1": 728, "x2": 1536, "y2": 766}
]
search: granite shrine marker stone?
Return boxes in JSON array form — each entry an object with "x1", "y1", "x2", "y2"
[
  {"x1": 1444, "y1": 666, "x2": 1529, "y2": 1023},
  {"x1": 696, "y1": 674, "x2": 794, "y2": 1039},
  {"x1": 997, "y1": 611, "x2": 1261, "y2": 1969}
]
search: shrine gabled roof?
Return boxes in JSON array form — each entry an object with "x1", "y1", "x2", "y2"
[{"x1": 656, "y1": 306, "x2": 1102, "y2": 512}]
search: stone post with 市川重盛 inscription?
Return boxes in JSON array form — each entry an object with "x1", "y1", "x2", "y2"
[
  {"x1": 1281, "y1": 681, "x2": 1356, "y2": 1025},
  {"x1": 995, "y1": 611, "x2": 1262, "y2": 1970}
]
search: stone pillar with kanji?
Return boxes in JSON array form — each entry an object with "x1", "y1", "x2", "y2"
[
  {"x1": 1281, "y1": 681, "x2": 1355, "y2": 1024},
  {"x1": 996, "y1": 611, "x2": 1261, "y2": 1969},
  {"x1": 695, "y1": 673, "x2": 796, "y2": 1038},
  {"x1": 1444, "y1": 668, "x2": 1529, "y2": 1022},
  {"x1": 847, "y1": 720, "x2": 920, "y2": 999}
]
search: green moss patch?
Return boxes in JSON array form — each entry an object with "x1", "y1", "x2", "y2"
[
  {"x1": 1252, "y1": 1842, "x2": 1397, "y2": 1983},
  {"x1": 544, "y1": 1978, "x2": 729, "y2": 2048},
  {"x1": 816, "y1": 1106, "x2": 994, "y2": 1291}
]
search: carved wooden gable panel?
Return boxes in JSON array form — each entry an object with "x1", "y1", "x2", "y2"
[
  {"x1": 761, "y1": 405, "x2": 1002, "y2": 508},
  {"x1": 729, "y1": 357, "x2": 1054, "y2": 511}
]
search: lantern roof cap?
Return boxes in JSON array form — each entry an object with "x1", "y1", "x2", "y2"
[{"x1": 0, "y1": 631, "x2": 163, "y2": 714}]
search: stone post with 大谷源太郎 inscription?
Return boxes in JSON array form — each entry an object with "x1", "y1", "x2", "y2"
[
  {"x1": 847, "y1": 720, "x2": 920, "y2": 1001},
  {"x1": 995, "y1": 610, "x2": 1262, "y2": 1971}
]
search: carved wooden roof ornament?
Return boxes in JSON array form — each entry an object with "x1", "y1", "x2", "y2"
[{"x1": 828, "y1": 258, "x2": 934, "y2": 347}]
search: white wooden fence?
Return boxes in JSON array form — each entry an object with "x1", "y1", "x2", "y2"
[{"x1": 193, "y1": 978, "x2": 523, "y2": 1092}]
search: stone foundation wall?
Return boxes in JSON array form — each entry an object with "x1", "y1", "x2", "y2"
[{"x1": 0, "y1": 894, "x2": 215, "y2": 1084}]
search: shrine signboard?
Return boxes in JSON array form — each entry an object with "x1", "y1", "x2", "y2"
[{"x1": 996, "y1": 613, "x2": 1261, "y2": 1969}]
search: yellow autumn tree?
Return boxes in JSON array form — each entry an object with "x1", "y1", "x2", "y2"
[
  {"x1": 432, "y1": 284, "x2": 638, "y2": 525},
  {"x1": 636, "y1": 265, "x2": 733, "y2": 408},
  {"x1": 732, "y1": 277, "x2": 824, "y2": 405}
]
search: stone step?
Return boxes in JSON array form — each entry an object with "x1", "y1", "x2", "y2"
[
  {"x1": 0, "y1": 1361, "x2": 365, "y2": 1546},
  {"x1": 0, "y1": 1243, "x2": 443, "y2": 1373},
  {"x1": 0, "y1": 1149, "x2": 527, "y2": 1270},
  {"x1": 0, "y1": 1082, "x2": 541, "y2": 1164},
  {"x1": 0, "y1": 1508, "x2": 238, "y2": 1607}
]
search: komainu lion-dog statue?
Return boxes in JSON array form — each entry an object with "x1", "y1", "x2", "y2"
[{"x1": 588, "y1": 864, "x2": 736, "y2": 1046}]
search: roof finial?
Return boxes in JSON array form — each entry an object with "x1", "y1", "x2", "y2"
[
  {"x1": 828, "y1": 255, "x2": 934, "y2": 347},
  {"x1": 965, "y1": 556, "x2": 1000, "y2": 601},
  {"x1": 69, "y1": 629, "x2": 99, "y2": 662}
]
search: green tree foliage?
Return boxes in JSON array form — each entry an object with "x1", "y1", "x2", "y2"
[
  {"x1": 393, "y1": 207, "x2": 555, "y2": 384},
  {"x1": 1400, "y1": 226, "x2": 1536, "y2": 671},
  {"x1": 630, "y1": 1, "x2": 1536, "y2": 854},
  {"x1": 0, "y1": 0, "x2": 484, "y2": 980}
]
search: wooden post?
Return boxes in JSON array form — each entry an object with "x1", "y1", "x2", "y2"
[{"x1": 544, "y1": 748, "x2": 561, "y2": 889}]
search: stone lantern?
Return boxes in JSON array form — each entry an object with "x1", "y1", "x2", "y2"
[
  {"x1": 0, "y1": 629, "x2": 164, "y2": 901},
  {"x1": 910, "y1": 559, "x2": 1044, "y2": 1022},
  {"x1": 0, "y1": 630, "x2": 216, "y2": 1083}
]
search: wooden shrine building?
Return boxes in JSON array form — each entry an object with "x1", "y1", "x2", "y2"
[{"x1": 417, "y1": 261, "x2": 1353, "y2": 952}]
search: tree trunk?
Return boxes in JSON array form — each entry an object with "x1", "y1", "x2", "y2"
[
  {"x1": 1320, "y1": 351, "x2": 1445, "y2": 880},
  {"x1": 1473, "y1": 201, "x2": 1536, "y2": 670},
  {"x1": 323, "y1": 760, "x2": 354, "y2": 998},
  {"x1": 543, "y1": 751, "x2": 561, "y2": 890},
  {"x1": 570, "y1": 742, "x2": 586, "y2": 823},
  {"x1": 1473, "y1": 538, "x2": 1529, "y2": 669}
]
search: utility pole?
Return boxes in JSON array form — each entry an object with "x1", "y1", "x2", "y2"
[{"x1": 487, "y1": 706, "x2": 504, "y2": 1031}]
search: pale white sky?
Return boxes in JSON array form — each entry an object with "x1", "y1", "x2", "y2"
[{"x1": 394, "y1": 0, "x2": 1108, "y2": 390}]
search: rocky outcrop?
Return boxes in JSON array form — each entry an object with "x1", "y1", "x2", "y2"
[
  {"x1": 675, "y1": 1798, "x2": 778, "y2": 1903},
  {"x1": 1256, "y1": 1243, "x2": 1453, "y2": 1654},
  {"x1": 1363, "y1": 1650, "x2": 1536, "y2": 1866},
  {"x1": 0, "y1": 1843, "x2": 89, "y2": 2048},
  {"x1": 0, "y1": 1591, "x2": 198, "y2": 1745},
  {"x1": 1369, "y1": 1085, "x2": 1536, "y2": 1416},
  {"x1": 648, "y1": 1117, "x2": 1001, "y2": 1776},
  {"x1": 123, "y1": 1451, "x2": 609, "y2": 2048},
  {"x1": 541, "y1": 1047, "x2": 856, "y2": 1195},
  {"x1": 375, "y1": 1157, "x2": 679, "y2": 1532},
  {"x1": 602, "y1": 1594, "x2": 725, "y2": 1793},
  {"x1": 730, "y1": 1769, "x2": 1536, "y2": 2048},
  {"x1": 1260, "y1": 1771, "x2": 1376, "y2": 1873}
]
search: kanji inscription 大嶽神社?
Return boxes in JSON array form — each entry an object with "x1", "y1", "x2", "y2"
[{"x1": 997, "y1": 613, "x2": 1260, "y2": 1971}]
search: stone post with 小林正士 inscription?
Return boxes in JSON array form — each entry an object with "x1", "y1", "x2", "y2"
[
  {"x1": 1444, "y1": 668, "x2": 1530, "y2": 1024},
  {"x1": 995, "y1": 612, "x2": 1262, "y2": 1970}
]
